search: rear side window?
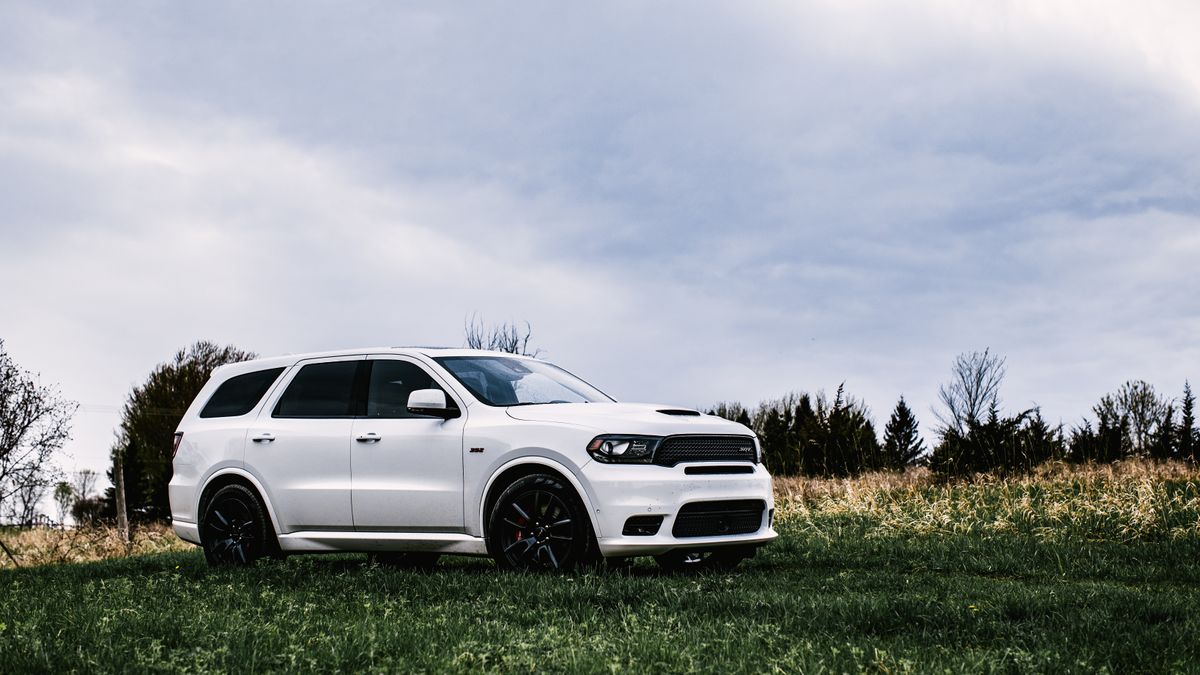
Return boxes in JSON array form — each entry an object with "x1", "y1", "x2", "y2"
[
  {"x1": 200, "y1": 368, "x2": 286, "y2": 419},
  {"x1": 366, "y1": 360, "x2": 450, "y2": 419},
  {"x1": 273, "y1": 361, "x2": 362, "y2": 418}
]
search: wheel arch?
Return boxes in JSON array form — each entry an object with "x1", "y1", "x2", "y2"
[
  {"x1": 197, "y1": 468, "x2": 283, "y2": 538},
  {"x1": 479, "y1": 457, "x2": 602, "y2": 543}
]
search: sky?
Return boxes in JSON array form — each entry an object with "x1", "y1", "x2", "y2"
[{"x1": 1, "y1": 1, "x2": 1199, "y2": 487}]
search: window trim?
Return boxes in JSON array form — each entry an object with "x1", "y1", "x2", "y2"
[
  {"x1": 199, "y1": 367, "x2": 287, "y2": 419},
  {"x1": 270, "y1": 357, "x2": 370, "y2": 420},
  {"x1": 361, "y1": 356, "x2": 464, "y2": 420}
]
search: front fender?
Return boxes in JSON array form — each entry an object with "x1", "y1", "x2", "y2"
[{"x1": 475, "y1": 454, "x2": 602, "y2": 539}]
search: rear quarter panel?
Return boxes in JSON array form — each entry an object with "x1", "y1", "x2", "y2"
[{"x1": 168, "y1": 362, "x2": 295, "y2": 524}]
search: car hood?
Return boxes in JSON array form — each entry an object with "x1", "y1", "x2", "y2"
[{"x1": 504, "y1": 402, "x2": 754, "y2": 437}]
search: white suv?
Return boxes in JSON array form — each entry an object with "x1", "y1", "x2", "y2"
[{"x1": 169, "y1": 348, "x2": 776, "y2": 572}]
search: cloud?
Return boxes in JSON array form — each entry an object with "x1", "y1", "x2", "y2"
[{"x1": 0, "y1": 1, "x2": 1197, "y2": 483}]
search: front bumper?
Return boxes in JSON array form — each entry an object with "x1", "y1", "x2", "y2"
[{"x1": 581, "y1": 460, "x2": 777, "y2": 557}]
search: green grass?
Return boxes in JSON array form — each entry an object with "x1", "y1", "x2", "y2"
[{"x1": 3, "y1": 516, "x2": 1199, "y2": 673}]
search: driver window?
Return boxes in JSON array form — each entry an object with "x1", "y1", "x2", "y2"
[{"x1": 366, "y1": 360, "x2": 451, "y2": 419}]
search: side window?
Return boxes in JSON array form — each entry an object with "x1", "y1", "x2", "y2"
[
  {"x1": 200, "y1": 368, "x2": 285, "y2": 419},
  {"x1": 366, "y1": 360, "x2": 449, "y2": 419},
  {"x1": 273, "y1": 361, "x2": 361, "y2": 418}
]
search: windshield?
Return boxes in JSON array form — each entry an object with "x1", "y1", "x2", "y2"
[{"x1": 434, "y1": 356, "x2": 613, "y2": 407}]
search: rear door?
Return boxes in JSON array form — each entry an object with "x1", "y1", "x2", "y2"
[
  {"x1": 350, "y1": 356, "x2": 466, "y2": 532},
  {"x1": 246, "y1": 356, "x2": 366, "y2": 533}
]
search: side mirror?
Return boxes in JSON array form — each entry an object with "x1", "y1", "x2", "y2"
[{"x1": 407, "y1": 389, "x2": 458, "y2": 419}]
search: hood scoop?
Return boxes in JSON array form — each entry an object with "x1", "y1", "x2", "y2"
[{"x1": 657, "y1": 408, "x2": 702, "y2": 416}]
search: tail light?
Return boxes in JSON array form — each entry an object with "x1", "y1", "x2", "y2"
[{"x1": 172, "y1": 432, "x2": 184, "y2": 459}]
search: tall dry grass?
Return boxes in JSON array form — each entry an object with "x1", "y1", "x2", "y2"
[
  {"x1": 774, "y1": 459, "x2": 1200, "y2": 543},
  {"x1": 0, "y1": 522, "x2": 191, "y2": 569},
  {"x1": 2, "y1": 460, "x2": 1196, "y2": 569}
]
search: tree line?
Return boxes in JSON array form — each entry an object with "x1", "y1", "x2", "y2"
[
  {"x1": 711, "y1": 349, "x2": 1197, "y2": 478},
  {"x1": 709, "y1": 387, "x2": 924, "y2": 477}
]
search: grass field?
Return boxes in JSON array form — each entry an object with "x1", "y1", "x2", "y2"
[{"x1": 2, "y1": 461, "x2": 1199, "y2": 673}]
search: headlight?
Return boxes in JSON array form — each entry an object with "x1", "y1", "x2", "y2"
[{"x1": 586, "y1": 434, "x2": 660, "y2": 464}]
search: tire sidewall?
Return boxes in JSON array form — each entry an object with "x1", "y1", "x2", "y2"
[
  {"x1": 487, "y1": 473, "x2": 597, "y2": 572},
  {"x1": 201, "y1": 484, "x2": 272, "y2": 567}
]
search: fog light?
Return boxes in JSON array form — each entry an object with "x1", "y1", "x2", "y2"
[{"x1": 622, "y1": 515, "x2": 664, "y2": 536}]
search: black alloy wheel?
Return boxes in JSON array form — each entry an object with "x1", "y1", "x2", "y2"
[
  {"x1": 654, "y1": 545, "x2": 755, "y2": 574},
  {"x1": 200, "y1": 484, "x2": 273, "y2": 567},
  {"x1": 488, "y1": 474, "x2": 597, "y2": 572}
]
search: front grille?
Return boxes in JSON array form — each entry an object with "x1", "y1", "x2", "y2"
[
  {"x1": 654, "y1": 435, "x2": 756, "y2": 467},
  {"x1": 672, "y1": 500, "x2": 765, "y2": 538},
  {"x1": 684, "y1": 465, "x2": 755, "y2": 475}
]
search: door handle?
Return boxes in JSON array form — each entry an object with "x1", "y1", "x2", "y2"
[
  {"x1": 251, "y1": 433, "x2": 275, "y2": 443},
  {"x1": 355, "y1": 433, "x2": 382, "y2": 443}
]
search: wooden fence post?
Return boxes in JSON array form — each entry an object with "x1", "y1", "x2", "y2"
[{"x1": 114, "y1": 447, "x2": 130, "y2": 544}]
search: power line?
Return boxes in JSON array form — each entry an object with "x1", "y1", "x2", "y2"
[{"x1": 77, "y1": 404, "x2": 187, "y2": 416}]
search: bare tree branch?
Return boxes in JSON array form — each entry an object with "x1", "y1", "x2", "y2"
[
  {"x1": 464, "y1": 313, "x2": 542, "y2": 357},
  {"x1": 934, "y1": 349, "x2": 1006, "y2": 436},
  {"x1": 0, "y1": 339, "x2": 75, "y2": 526},
  {"x1": 1114, "y1": 380, "x2": 1170, "y2": 455},
  {"x1": 72, "y1": 469, "x2": 97, "y2": 501}
]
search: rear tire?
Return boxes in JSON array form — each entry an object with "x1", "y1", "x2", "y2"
[
  {"x1": 654, "y1": 545, "x2": 755, "y2": 574},
  {"x1": 487, "y1": 473, "x2": 598, "y2": 572},
  {"x1": 200, "y1": 484, "x2": 275, "y2": 567}
]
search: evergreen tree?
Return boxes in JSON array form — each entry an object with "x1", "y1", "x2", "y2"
[
  {"x1": 1016, "y1": 410, "x2": 1064, "y2": 467},
  {"x1": 881, "y1": 396, "x2": 925, "y2": 471},
  {"x1": 759, "y1": 408, "x2": 793, "y2": 476},
  {"x1": 791, "y1": 394, "x2": 820, "y2": 475},
  {"x1": 853, "y1": 415, "x2": 883, "y2": 473},
  {"x1": 931, "y1": 406, "x2": 1062, "y2": 476},
  {"x1": 1178, "y1": 382, "x2": 1196, "y2": 462},
  {"x1": 1082, "y1": 396, "x2": 1131, "y2": 462},
  {"x1": 1067, "y1": 420, "x2": 1097, "y2": 463},
  {"x1": 737, "y1": 386, "x2": 883, "y2": 478},
  {"x1": 111, "y1": 341, "x2": 254, "y2": 520},
  {"x1": 708, "y1": 402, "x2": 750, "y2": 425},
  {"x1": 825, "y1": 386, "x2": 850, "y2": 475},
  {"x1": 820, "y1": 384, "x2": 881, "y2": 476},
  {"x1": 1149, "y1": 405, "x2": 1177, "y2": 460}
]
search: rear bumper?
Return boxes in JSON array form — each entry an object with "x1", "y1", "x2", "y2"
[
  {"x1": 172, "y1": 519, "x2": 201, "y2": 545},
  {"x1": 580, "y1": 460, "x2": 777, "y2": 557}
]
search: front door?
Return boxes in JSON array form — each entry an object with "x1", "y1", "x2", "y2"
[{"x1": 350, "y1": 357, "x2": 466, "y2": 532}]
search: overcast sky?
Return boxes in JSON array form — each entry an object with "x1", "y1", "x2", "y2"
[{"x1": 2, "y1": 1, "x2": 1198, "y2": 484}]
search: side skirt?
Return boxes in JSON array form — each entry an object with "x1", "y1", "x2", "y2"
[{"x1": 277, "y1": 530, "x2": 489, "y2": 555}]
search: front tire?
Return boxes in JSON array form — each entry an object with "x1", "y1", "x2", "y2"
[
  {"x1": 487, "y1": 473, "x2": 598, "y2": 572},
  {"x1": 200, "y1": 484, "x2": 274, "y2": 567}
]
